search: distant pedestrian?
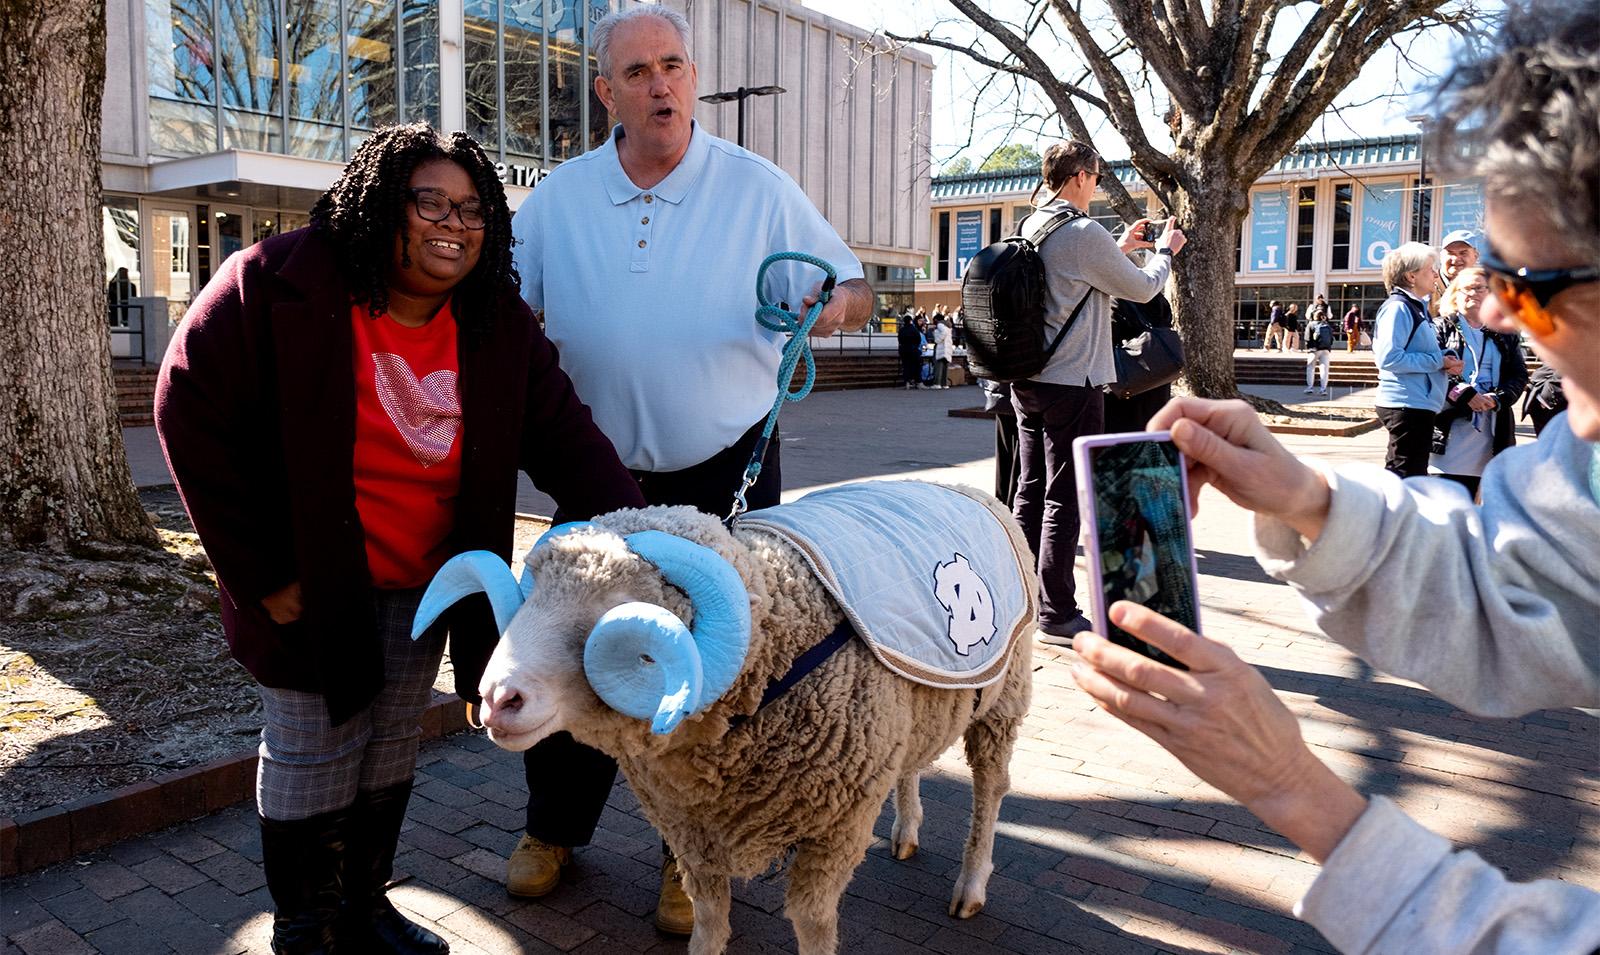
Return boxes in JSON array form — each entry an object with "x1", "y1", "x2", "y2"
[
  {"x1": 1343, "y1": 304, "x2": 1362, "y2": 351},
  {"x1": 1263, "y1": 300, "x2": 1285, "y2": 351},
  {"x1": 1430, "y1": 267, "x2": 1529, "y2": 496},
  {"x1": 1303, "y1": 310, "x2": 1335, "y2": 395},
  {"x1": 1282, "y1": 303, "x2": 1302, "y2": 351},
  {"x1": 1373, "y1": 242, "x2": 1462, "y2": 477},
  {"x1": 898, "y1": 310, "x2": 923, "y2": 389},
  {"x1": 931, "y1": 316, "x2": 954, "y2": 389}
]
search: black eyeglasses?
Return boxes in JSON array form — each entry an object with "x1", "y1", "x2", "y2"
[
  {"x1": 1082, "y1": 168, "x2": 1102, "y2": 186},
  {"x1": 1479, "y1": 245, "x2": 1599, "y2": 337},
  {"x1": 408, "y1": 188, "x2": 487, "y2": 230}
]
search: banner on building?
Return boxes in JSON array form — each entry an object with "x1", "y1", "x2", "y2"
[
  {"x1": 1358, "y1": 181, "x2": 1405, "y2": 269},
  {"x1": 955, "y1": 210, "x2": 984, "y2": 278},
  {"x1": 1249, "y1": 188, "x2": 1290, "y2": 272},
  {"x1": 1437, "y1": 181, "x2": 1485, "y2": 239}
]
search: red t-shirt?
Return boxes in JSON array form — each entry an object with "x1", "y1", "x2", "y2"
[{"x1": 350, "y1": 301, "x2": 463, "y2": 588}]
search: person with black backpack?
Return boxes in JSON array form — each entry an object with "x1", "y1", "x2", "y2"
[
  {"x1": 1002, "y1": 140, "x2": 1186, "y2": 645},
  {"x1": 1302, "y1": 308, "x2": 1336, "y2": 395}
]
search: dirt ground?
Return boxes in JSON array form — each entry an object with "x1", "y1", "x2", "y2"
[{"x1": 0, "y1": 490, "x2": 546, "y2": 818}]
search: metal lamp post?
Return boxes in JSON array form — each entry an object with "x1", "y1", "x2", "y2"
[
  {"x1": 1407, "y1": 113, "x2": 1431, "y2": 244},
  {"x1": 698, "y1": 85, "x2": 786, "y2": 148}
]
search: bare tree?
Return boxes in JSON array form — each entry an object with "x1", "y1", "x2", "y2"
[
  {"x1": 0, "y1": 0, "x2": 156, "y2": 552},
  {"x1": 894, "y1": 0, "x2": 1481, "y2": 398}
]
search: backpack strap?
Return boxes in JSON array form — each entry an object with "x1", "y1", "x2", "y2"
[{"x1": 1022, "y1": 206, "x2": 1093, "y2": 366}]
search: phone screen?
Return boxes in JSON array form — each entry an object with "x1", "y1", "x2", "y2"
[{"x1": 1086, "y1": 438, "x2": 1198, "y2": 668}]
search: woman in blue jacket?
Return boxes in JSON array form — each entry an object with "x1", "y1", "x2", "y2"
[{"x1": 1372, "y1": 242, "x2": 1465, "y2": 476}]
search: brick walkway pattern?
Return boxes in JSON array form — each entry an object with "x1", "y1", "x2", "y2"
[{"x1": 9, "y1": 389, "x2": 1595, "y2": 954}]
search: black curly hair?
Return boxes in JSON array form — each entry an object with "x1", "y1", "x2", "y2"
[{"x1": 309, "y1": 123, "x2": 519, "y2": 324}]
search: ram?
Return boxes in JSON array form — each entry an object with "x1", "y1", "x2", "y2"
[{"x1": 415, "y1": 481, "x2": 1037, "y2": 955}]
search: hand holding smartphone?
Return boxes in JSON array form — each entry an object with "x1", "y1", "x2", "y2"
[{"x1": 1073, "y1": 432, "x2": 1202, "y2": 669}]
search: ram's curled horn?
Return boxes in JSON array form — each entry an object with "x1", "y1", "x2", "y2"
[
  {"x1": 583, "y1": 602, "x2": 706, "y2": 734},
  {"x1": 518, "y1": 521, "x2": 600, "y2": 598},
  {"x1": 412, "y1": 551, "x2": 525, "y2": 640},
  {"x1": 583, "y1": 530, "x2": 751, "y2": 734}
]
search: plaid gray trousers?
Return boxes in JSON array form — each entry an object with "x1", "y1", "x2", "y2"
[{"x1": 255, "y1": 587, "x2": 447, "y2": 821}]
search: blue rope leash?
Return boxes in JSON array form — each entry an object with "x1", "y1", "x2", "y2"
[{"x1": 726, "y1": 252, "x2": 838, "y2": 526}]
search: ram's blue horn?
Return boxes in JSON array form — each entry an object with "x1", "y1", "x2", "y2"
[
  {"x1": 412, "y1": 551, "x2": 525, "y2": 640},
  {"x1": 518, "y1": 521, "x2": 599, "y2": 599},
  {"x1": 582, "y1": 602, "x2": 706, "y2": 734}
]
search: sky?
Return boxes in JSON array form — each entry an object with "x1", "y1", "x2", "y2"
[{"x1": 800, "y1": 0, "x2": 1489, "y2": 170}]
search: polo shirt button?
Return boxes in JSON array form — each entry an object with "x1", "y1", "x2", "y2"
[
  {"x1": 641, "y1": 216, "x2": 649, "y2": 224},
  {"x1": 638, "y1": 240, "x2": 646, "y2": 248},
  {"x1": 643, "y1": 195, "x2": 654, "y2": 203}
]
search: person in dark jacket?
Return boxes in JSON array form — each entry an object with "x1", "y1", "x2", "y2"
[
  {"x1": 898, "y1": 309, "x2": 924, "y2": 389},
  {"x1": 1103, "y1": 293, "x2": 1177, "y2": 433},
  {"x1": 155, "y1": 124, "x2": 644, "y2": 955},
  {"x1": 1430, "y1": 267, "x2": 1530, "y2": 496}
]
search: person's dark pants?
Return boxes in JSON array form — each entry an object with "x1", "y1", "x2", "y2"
[
  {"x1": 1438, "y1": 473, "x2": 1482, "y2": 498},
  {"x1": 1103, "y1": 384, "x2": 1171, "y2": 435},
  {"x1": 522, "y1": 419, "x2": 782, "y2": 845},
  {"x1": 934, "y1": 358, "x2": 950, "y2": 388},
  {"x1": 1376, "y1": 406, "x2": 1436, "y2": 478},
  {"x1": 900, "y1": 351, "x2": 922, "y2": 386},
  {"x1": 1010, "y1": 381, "x2": 1104, "y2": 633},
  {"x1": 994, "y1": 409, "x2": 1019, "y2": 509}
]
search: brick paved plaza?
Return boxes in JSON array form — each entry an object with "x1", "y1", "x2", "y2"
[{"x1": 5, "y1": 387, "x2": 1596, "y2": 954}]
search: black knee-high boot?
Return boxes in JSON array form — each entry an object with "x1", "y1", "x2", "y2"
[
  {"x1": 259, "y1": 808, "x2": 350, "y2": 955},
  {"x1": 341, "y1": 781, "x2": 449, "y2": 954}
]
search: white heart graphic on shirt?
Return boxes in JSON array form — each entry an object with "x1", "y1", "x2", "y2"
[{"x1": 371, "y1": 353, "x2": 461, "y2": 468}]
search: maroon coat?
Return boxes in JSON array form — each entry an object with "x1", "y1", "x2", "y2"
[{"x1": 156, "y1": 228, "x2": 644, "y2": 725}]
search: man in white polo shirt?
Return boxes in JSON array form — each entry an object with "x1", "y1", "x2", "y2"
[{"x1": 506, "y1": 3, "x2": 871, "y2": 934}]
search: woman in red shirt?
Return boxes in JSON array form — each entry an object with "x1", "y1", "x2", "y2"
[{"x1": 156, "y1": 125, "x2": 643, "y2": 955}]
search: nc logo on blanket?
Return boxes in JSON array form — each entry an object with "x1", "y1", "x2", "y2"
[{"x1": 932, "y1": 553, "x2": 997, "y2": 656}]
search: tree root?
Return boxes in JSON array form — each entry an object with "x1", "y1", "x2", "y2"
[{"x1": 0, "y1": 546, "x2": 216, "y2": 622}]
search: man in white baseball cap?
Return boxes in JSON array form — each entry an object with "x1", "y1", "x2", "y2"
[{"x1": 1440, "y1": 228, "x2": 1480, "y2": 284}]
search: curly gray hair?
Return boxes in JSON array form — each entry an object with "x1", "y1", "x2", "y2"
[
  {"x1": 1431, "y1": 1, "x2": 1600, "y2": 269},
  {"x1": 593, "y1": 5, "x2": 694, "y2": 80}
]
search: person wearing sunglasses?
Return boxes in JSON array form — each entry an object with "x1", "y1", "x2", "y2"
[
  {"x1": 1066, "y1": 3, "x2": 1600, "y2": 952},
  {"x1": 156, "y1": 124, "x2": 644, "y2": 954},
  {"x1": 1005, "y1": 140, "x2": 1185, "y2": 647}
]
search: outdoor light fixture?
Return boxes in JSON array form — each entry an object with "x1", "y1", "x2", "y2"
[
  {"x1": 1407, "y1": 113, "x2": 1430, "y2": 243},
  {"x1": 698, "y1": 85, "x2": 786, "y2": 149}
]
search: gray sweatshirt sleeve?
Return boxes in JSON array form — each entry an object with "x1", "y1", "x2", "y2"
[
  {"x1": 1296, "y1": 797, "x2": 1600, "y2": 955},
  {"x1": 1042, "y1": 221, "x2": 1171, "y2": 303},
  {"x1": 1251, "y1": 419, "x2": 1600, "y2": 717}
]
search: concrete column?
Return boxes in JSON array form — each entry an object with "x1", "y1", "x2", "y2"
[{"x1": 438, "y1": 0, "x2": 466, "y2": 134}]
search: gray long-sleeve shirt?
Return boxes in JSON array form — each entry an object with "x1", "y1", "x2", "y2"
[
  {"x1": 1252, "y1": 416, "x2": 1600, "y2": 953},
  {"x1": 1020, "y1": 200, "x2": 1171, "y2": 387}
]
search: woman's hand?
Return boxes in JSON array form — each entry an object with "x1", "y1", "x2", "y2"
[
  {"x1": 262, "y1": 581, "x2": 303, "y2": 625},
  {"x1": 1146, "y1": 397, "x2": 1332, "y2": 541},
  {"x1": 1072, "y1": 602, "x2": 1366, "y2": 862}
]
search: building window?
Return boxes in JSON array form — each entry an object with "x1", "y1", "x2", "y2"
[
  {"x1": 1233, "y1": 285, "x2": 1312, "y2": 343},
  {"x1": 218, "y1": 0, "x2": 283, "y2": 152},
  {"x1": 146, "y1": 0, "x2": 218, "y2": 154},
  {"x1": 347, "y1": 0, "x2": 399, "y2": 136},
  {"x1": 287, "y1": 0, "x2": 343, "y2": 160},
  {"x1": 937, "y1": 212, "x2": 950, "y2": 282},
  {"x1": 103, "y1": 197, "x2": 142, "y2": 326},
  {"x1": 464, "y1": 0, "x2": 500, "y2": 151},
  {"x1": 1329, "y1": 282, "x2": 1389, "y2": 339},
  {"x1": 1331, "y1": 182, "x2": 1353, "y2": 271},
  {"x1": 503, "y1": 3, "x2": 544, "y2": 161},
  {"x1": 1295, "y1": 185, "x2": 1315, "y2": 272},
  {"x1": 402, "y1": 0, "x2": 440, "y2": 126},
  {"x1": 1412, "y1": 177, "x2": 1432, "y2": 246},
  {"x1": 988, "y1": 207, "x2": 1001, "y2": 243},
  {"x1": 1088, "y1": 199, "x2": 1121, "y2": 236},
  {"x1": 546, "y1": 2, "x2": 582, "y2": 161}
]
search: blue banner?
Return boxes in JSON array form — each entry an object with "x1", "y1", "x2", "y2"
[
  {"x1": 1438, "y1": 181, "x2": 1485, "y2": 239},
  {"x1": 1249, "y1": 189, "x2": 1290, "y2": 272},
  {"x1": 1358, "y1": 181, "x2": 1406, "y2": 269},
  {"x1": 955, "y1": 211, "x2": 984, "y2": 278}
]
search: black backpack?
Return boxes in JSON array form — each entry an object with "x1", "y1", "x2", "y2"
[{"x1": 960, "y1": 209, "x2": 1091, "y2": 382}]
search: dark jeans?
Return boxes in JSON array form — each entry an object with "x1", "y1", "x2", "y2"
[
  {"x1": 1376, "y1": 406, "x2": 1436, "y2": 478},
  {"x1": 994, "y1": 411, "x2": 1019, "y2": 509},
  {"x1": 1103, "y1": 384, "x2": 1171, "y2": 435},
  {"x1": 1438, "y1": 472, "x2": 1482, "y2": 499},
  {"x1": 934, "y1": 358, "x2": 949, "y2": 388},
  {"x1": 900, "y1": 351, "x2": 922, "y2": 386},
  {"x1": 522, "y1": 419, "x2": 782, "y2": 845},
  {"x1": 1010, "y1": 381, "x2": 1104, "y2": 632}
]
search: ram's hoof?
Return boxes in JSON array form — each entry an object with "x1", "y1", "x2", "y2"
[
  {"x1": 949, "y1": 896, "x2": 985, "y2": 919},
  {"x1": 892, "y1": 839, "x2": 918, "y2": 861}
]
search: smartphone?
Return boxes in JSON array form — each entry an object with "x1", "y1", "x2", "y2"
[
  {"x1": 1140, "y1": 222, "x2": 1160, "y2": 243},
  {"x1": 1073, "y1": 431, "x2": 1202, "y2": 669}
]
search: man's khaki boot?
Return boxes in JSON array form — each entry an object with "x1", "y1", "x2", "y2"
[
  {"x1": 506, "y1": 834, "x2": 570, "y2": 898},
  {"x1": 655, "y1": 851, "x2": 695, "y2": 936}
]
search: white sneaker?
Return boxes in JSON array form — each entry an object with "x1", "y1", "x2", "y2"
[
  {"x1": 1319, "y1": 388, "x2": 1330, "y2": 395},
  {"x1": 1303, "y1": 387, "x2": 1315, "y2": 394}
]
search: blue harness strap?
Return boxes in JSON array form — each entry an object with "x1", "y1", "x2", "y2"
[{"x1": 727, "y1": 618, "x2": 855, "y2": 729}]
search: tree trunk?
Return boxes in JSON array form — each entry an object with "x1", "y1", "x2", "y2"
[
  {"x1": 1168, "y1": 180, "x2": 1249, "y2": 399},
  {"x1": 0, "y1": 0, "x2": 155, "y2": 551}
]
